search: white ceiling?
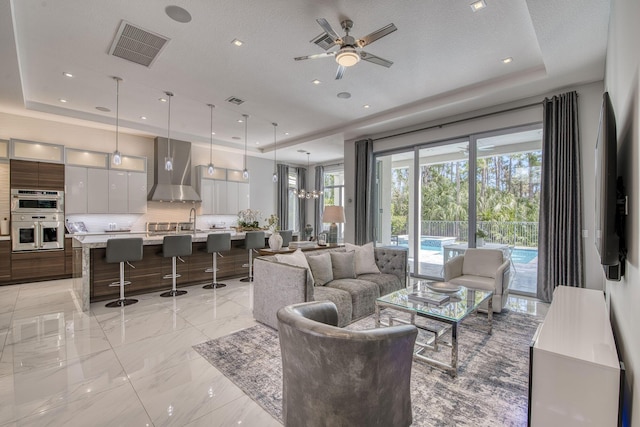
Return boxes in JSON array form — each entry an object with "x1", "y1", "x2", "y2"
[{"x1": 0, "y1": 0, "x2": 610, "y2": 164}]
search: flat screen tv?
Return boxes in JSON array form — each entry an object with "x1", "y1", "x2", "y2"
[{"x1": 594, "y1": 91, "x2": 624, "y2": 281}]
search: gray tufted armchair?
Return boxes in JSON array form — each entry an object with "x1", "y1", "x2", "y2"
[{"x1": 277, "y1": 301, "x2": 418, "y2": 427}]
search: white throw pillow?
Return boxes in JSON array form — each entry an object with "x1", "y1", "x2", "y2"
[
  {"x1": 275, "y1": 249, "x2": 315, "y2": 285},
  {"x1": 344, "y1": 242, "x2": 380, "y2": 275}
]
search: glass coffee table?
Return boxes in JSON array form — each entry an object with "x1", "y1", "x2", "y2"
[{"x1": 375, "y1": 282, "x2": 493, "y2": 377}]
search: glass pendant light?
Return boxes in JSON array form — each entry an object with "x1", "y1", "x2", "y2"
[
  {"x1": 207, "y1": 104, "x2": 215, "y2": 175},
  {"x1": 272, "y1": 122, "x2": 278, "y2": 183},
  {"x1": 297, "y1": 152, "x2": 323, "y2": 199},
  {"x1": 242, "y1": 114, "x2": 249, "y2": 180},
  {"x1": 164, "y1": 91, "x2": 174, "y2": 171},
  {"x1": 112, "y1": 76, "x2": 123, "y2": 166}
]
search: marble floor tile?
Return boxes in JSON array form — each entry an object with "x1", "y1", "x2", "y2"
[
  {"x1": 169, "y1": 296, "x2": 250, "y2": 327},
  {"x1": 185, "y1": 394, "x2": 282, "y2": 427},
  {"x1": 0, "y1": 312, "x2": 12, "y2": 332},
  {"x1": 0, "y1": 287, "x2": 19, "y2": 315},
  {"x1": 197, "y1": 313, "x2": 258, "y2": 340}
]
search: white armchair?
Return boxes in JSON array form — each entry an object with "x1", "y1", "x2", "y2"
[{"x1": 444, "y1": 248, "x2": 510, "y2": 313}]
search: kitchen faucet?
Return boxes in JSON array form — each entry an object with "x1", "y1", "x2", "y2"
[{"x1": 189, "y1": 207, "x2": 197, "y2": 233}]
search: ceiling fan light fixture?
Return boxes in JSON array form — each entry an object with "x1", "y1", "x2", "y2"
[{"x1": 335, "y1": 48, "x2": 360, "y2": 67}]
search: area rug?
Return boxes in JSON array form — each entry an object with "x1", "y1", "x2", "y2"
[{"x1": 194, "y1": 309, "x2": 542, "y2": 426}]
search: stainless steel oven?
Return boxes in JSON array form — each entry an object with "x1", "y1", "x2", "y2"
[
  {"x1": 11, "y1": 213, "x2": 64, "y2": 252},
  {"x1": 11, "y1": 189, "x2": 64, "y2": 213}
]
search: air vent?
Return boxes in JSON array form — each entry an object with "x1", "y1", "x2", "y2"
[
  {"x1": 109, "y1": 21, "x2": 170, "y2": 67},
  {"x1": 226, "y1": 96, "x2": 245, "y2": 105},
  {"x1": 311, "y1": 32, "x2": 337, "y2": 50}
]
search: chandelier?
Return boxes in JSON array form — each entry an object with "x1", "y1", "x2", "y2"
[{"x1": 297, "y1": 152, "x2": 323, "y2": 199}]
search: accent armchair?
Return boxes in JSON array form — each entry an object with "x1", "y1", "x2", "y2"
[
  {"x1": 444, "y1": 248, "x2": 510, "y2": 313},
  {"x1": 277, "y1": 301, "x2": 418, "y2": 427}
]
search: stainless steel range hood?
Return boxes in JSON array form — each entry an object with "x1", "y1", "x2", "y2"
[{"x1": 148, "y1": 137, "x2": 201, "y2": 202}]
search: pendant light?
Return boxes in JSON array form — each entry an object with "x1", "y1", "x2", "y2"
[
  {"x1": 272, "y1": 122, "x2": 278, "y2": 183},
  {"x1": 112, "y1": 76, "x2": 123, "y2": 166},
  {"x1": 164, "y1": 91, "x2": 174, "y2": 171},
  {"x1": 242, "y1": 114, "x2": 249, "y2": 180},
  {"x1": 297, "y1": 152, "x2": 323, "y2": 199},
  {"x1": 206, "y1": 104, "x2": 215, "y2": 175}
]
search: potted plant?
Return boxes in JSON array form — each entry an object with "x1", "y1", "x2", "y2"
[
  {"x1": 266, "y1": 214, "x2": 283, "y2": 250},
  {"x1": 476, "y1": 229, "x2": 488, "y2": 247},
  {"x1": 237, "y1": 209, "x2": 261, "y2": 231}
]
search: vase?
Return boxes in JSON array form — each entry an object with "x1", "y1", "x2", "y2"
[{"x1": 269, "y1": 232, "x2": 283, "y2": 251}]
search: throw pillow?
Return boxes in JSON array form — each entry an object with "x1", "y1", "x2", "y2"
[
  {"x1": 330, "y1": 251, "x2": 356, "y2": 279},
  {"x1": 307, "y1": 252, "x2": 333, "y2": 286},
  {"x1": 275, "y1": 249, "x2": 315, "y2": 285},
  {"x1": 345, "y1": 242, "x2": 380, "y2": 275}
]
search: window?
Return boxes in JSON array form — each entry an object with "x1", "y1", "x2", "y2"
[
  {"x1": 322, "y1": 168, "x2": 345, "y2": 241},
  {"x1": 287, "y1": 168, "x2": 299, "y2": 231}
]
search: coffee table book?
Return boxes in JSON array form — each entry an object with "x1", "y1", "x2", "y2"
[{"x1": 408, "y1": 291, "x2": 450, "y2": 305}]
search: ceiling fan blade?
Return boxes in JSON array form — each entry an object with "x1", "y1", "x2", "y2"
[
  {"x1": 316, "y1": 18, "x2": 341, "y2": 42},
  {"x1": 360, "y1": 51, "x2": 394, "y2": 68},
  {"x1": 357, "y1": 23, "x2": 397, "y2": 47},
  {"x1": 335, "y1": 65, "x2": 346, "y2": 80},
  {"x1": 294, "y1": 52, "x2": 337, "y2": 61}
]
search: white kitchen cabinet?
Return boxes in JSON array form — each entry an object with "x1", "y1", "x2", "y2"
[
  {"x1": 87, "y1": 168, "x2": 109, "y2": 213},
  {"x1": 108, "y1": 170, "x2": 128, "y2": 213},
  {"x1": 127, "y1": 172, "x2": 147, "y2": 213},
  {"x1": 529, "y1": 286, "x2": 620, "y2": 426},
  {"x1": 238, "y1": 182, "x2": 250, "y2": 211},
  {"x1": 65, "y1": 166, "x2": 88, "y2": 213},
  {"x1": 226, "y1": 181, "x2": 239, "y2": 214},
  {"x1": 213, "y1": 180, "x2": 228, "y2": 213},
  {"x1": 199, "y1": 178, "x2": 215, "y2": 214}
]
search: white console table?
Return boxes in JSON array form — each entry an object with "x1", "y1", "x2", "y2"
[{"x1": 529, "y1": 286, "x2": 620, "y2": 426}]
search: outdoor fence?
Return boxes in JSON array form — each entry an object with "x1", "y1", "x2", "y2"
[{"x1": 420, "y1": 220, "x2": 539, "y2": 247}]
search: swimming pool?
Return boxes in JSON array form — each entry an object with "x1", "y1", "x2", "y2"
[
  {"x1": 396, "y1": 236, "x2": 457, "y2": 250},
  {"x1": 510, "y1": 248, "x2": 538, "y2": 264}
]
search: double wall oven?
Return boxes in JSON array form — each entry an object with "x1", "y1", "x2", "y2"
[{"x1": 11, "y1": 189, "x2": 65, "y2": 252}]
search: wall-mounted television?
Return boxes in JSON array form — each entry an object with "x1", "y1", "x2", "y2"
[{"x1": 594, "y1": 91, "x2": 625, "y2": 281}]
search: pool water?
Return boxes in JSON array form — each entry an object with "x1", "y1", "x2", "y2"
[{"x1": 510, "y1": 248, "x2": 538, "y2": 264}]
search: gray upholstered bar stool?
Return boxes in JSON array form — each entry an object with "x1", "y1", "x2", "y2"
[
  {"x1": 280, "y1": 230, "x2": 293, "y2": 248},
  {"x1": 240, "y1": 231, "x2": 265, "y2": 282},
  {"x1": 105, "y1": 237, "x2": 144, "y2": 308},
  {"x1": 203, "y1": 233, "x2": 231, "y2": 289},
  {"x1": 160, "y1": 234, "x2": 192, "y2": 297}
]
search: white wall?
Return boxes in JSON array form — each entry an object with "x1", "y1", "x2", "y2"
[
  {"x1": 605, "y1": 0, "x2": 640, "y2": 425},
  {"x1": 344, "y1": 81, "x2": 604, "y2": 291}
]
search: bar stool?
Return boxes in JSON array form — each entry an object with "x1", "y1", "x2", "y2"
[
  {"x1": 240, "y1": 231, "x2": 265, "y2": 282},
  {"x1": 203, "y1": 233, "x2": 231, "y2": 289},
  {"x1": 280, "y1": 230, "x2": 293, "y2": 248},
  {"x1": 160, "y1": 234, "x2": 192, "y2": 297},
  {"x1": 105, "y1": 238, "x2": 143, "y2": 308}
]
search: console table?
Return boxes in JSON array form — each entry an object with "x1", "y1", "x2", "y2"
[{"x1": 528, "y1": 286, "x2": 621, "y2": 426}]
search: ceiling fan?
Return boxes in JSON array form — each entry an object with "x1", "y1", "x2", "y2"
[{"x1": 294, "y1": 18, "x2": 397, "y2": 80}]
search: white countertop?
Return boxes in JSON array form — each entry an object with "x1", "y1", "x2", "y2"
[{"x1": 71, "y1": 230, "x2": 269, "y2": 248}]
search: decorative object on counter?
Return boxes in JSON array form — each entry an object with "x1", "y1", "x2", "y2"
[
  {"x1": 160, "y1": 234, "x2": 192, "y2": 297},
  {"x1": 65, "y1": 220, "x2": 88, "y2": 234},
  {"x1": 240, "y1": 231, "x2": 265, "y2": 282},
  {"x1": 323, "y1": 205, "x2": 345, "y2": 244},
  {"x1": 164, "y1": 91, "x2": 174, "y2": 171},
  {"x1": 242, "y1": 114, "x2": 250, "y2": 180},
  {"x1": 303, "y1": 223, "x2": 314, "y2": 241},
  {"x1": 203, "y1": 233, "x2": 231, "y2": 289},
  {"x1": 111, "y1": 76, "x2": 123, "y2": 166},
  {"x1": 266, "y1": 214, "x2": 283, "y2": 250},
  {"x1": 206, "y1": 103, "x2": 215, "y2": 175},
  {"x1": 0, "y1": 217, "x2": 8, "y2": 236},
  {"x1": 104, "y1": 237, "x2": 143, "y2": 307},
  {"x1": 317, "y1": 232, "x2": 327, "y2": 246},
  {"x1": 272, "y1": 122, "x2": 278, "y2": 183},
  {"x1": 296, "y1": 152, "x2": 323, "y2": 199},
  {"x1": 237, "y1": 208, "x2": 262, "y2": 231}
]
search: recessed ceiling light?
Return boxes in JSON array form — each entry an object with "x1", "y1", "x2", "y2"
[
  {"x1": 165, "y1": 5, "x2": 192, "y2": 23},
  {"x1": 312, "y1": 79, "x2": 321, "y2": 85},
  {"x1": 140, "y1": 116, "x2": 147, "y2": 120},
  {"x1": 502, "y1": 57, "x2": 513, "y2": 64},
  {"x1": 255, "y1": 141, "x2": 260, "y2": 145},
  {"x1": 284, "y1": 132, "x2": 289, "y2": 135},
  {"x1": 59, "y1": 98, "x2": 68, "y2": 103},
  {"x1": 95, "y1": 106, "x2": 110, "y2": 112},
  {"x1": 337, "y1": 92, "x2": 351, "y2": 99},
  {"x1": 211, "y1": 132, "x2": 215, "y2": 135},
  {"x1": 363, "y1": 104, "x2": 370, "y2": 109},
  {"x1": 232, "y1": 39, "x2": 244, "y2": 47},
  {"x1": 470, "y1": 0, "x2": 487, "y2": 11},
  {"x1": 237, "y1": 119, "x2": 244, "y2": 123},
  {"x1": 159, "y1": 98, "x2": 167, "y2": 102},
  {"x1": 63, "y1": 72, "x2": 73, "y2": 78}
]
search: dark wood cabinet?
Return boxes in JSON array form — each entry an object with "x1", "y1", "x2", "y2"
[
  {"x1": 0, "y1": 241, "x2": 11, "y2": 282},
  {"x1": 10, "y1": 159, "x2": 64, "y2": 190},
  {"x1": 11, "y1": 250, "x2": 66, "y2": 281}
]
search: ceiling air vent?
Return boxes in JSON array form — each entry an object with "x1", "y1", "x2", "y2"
[
  {"x1": 109, "y1": 20, "x2": 170, "y2": 67},
  {"x1": 226, "y1": 96, "x2": 245, "y2": 106},
  {"x1": 311, "y1": 32, "x2": 337, "y2": 50}
]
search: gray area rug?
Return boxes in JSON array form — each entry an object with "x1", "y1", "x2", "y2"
[{"x1": 194, "y1": 309, "x2": 542, "y2": 426}]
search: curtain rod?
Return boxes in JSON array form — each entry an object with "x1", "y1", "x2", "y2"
[{"x1": 372, "y1": 100, "x2": 542, "y2": 142}]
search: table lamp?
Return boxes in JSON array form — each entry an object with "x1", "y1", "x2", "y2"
[{"x1": 323, "y1": 205, "x2": 345, "y2": 244}]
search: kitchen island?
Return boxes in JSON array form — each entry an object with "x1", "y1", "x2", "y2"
[{"x1": 72, "y1": 231, "x2": 263, "y2": 311}]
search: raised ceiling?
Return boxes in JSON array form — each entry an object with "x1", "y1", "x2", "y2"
[{"x1": 0, "y1": 0, "x2": 610, "y2": 163}]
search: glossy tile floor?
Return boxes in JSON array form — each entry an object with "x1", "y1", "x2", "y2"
[{"x1": 0, "y1": 278, "x2": 548, "y2": 427}]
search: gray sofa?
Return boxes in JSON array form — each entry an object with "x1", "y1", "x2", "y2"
[{"x1": 253, "y1": 246, "x2": 408, "y2": 329}]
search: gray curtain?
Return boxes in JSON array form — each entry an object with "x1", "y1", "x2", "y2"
[
  {"x1": 537, "y1": 91, "x2": 584, "y2": 302},
  {"x1": 354, "y1": 139, "x2": 374, "y2": 245},
  {"x1": 314, "y1": 165, "x2": 325, "y2": 237},
  {"x1": 297, "y1": 167, "x2": 307, "y2": 235},
  {"x1": 276, "y1": 164, "x2": 289, "y2": 231}
]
